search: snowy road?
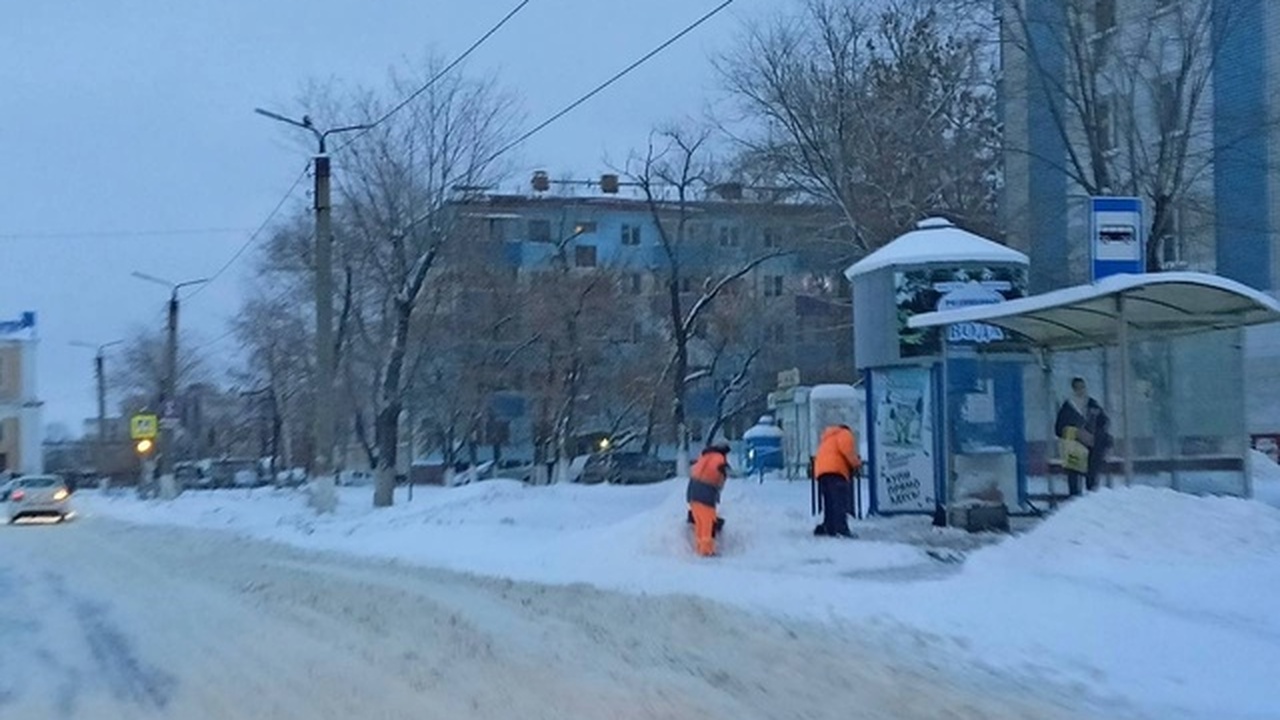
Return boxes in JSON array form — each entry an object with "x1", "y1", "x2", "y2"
[{"x1": 0, "y1": 517, "x2": 1088, "y2": 720}]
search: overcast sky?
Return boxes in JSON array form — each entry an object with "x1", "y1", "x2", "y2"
[{"x1": 3, "y1": 0, "x2": 771, "y2": 432}]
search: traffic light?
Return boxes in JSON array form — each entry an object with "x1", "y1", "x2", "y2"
[{"x1": 135, "y1": 438, "x2": 154, "y2": 457}]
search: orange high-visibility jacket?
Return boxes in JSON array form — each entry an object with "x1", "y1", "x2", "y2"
[
  {"x1": 687, "y1": 449, "x2": 728, "y2": 507},
  {"x1": 813, "y1": 426, "x2": 860, "y2": 480}
]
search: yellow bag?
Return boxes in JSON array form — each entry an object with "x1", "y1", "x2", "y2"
[{"x1": 1061, "y1": 438, "x2": 1090, "y2": 473}]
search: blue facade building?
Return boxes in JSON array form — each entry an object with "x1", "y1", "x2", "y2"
[
  {"x1": 441, "y1": 191, "x2": 854, "y2": 461},
  {"x1": 1001, "y1": 0, "x2": 1280, "y2": 293}
]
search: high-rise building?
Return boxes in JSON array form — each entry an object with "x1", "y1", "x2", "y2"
[{"x1": 1000, "y1": 0, "x2": 1280, "y2": 292}]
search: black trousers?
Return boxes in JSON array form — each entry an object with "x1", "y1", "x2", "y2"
[{"x1": 818, "y1": 474, "x2": 851, "y2": 536}]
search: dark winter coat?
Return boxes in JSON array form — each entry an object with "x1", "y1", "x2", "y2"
[{"x1": 1055, "y1": 397, "x2": 1111, "y2": 452}]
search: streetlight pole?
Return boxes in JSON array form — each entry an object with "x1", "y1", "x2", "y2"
[
  {"x1": 131, "y1": 272, "x2": 209, "y2": 490},
  {"x1": 254, "y1": 108, "x2": 370, "y2": 495},
  {"x1": 71, "y1": 339, "x2": 123, "y2": 478}
]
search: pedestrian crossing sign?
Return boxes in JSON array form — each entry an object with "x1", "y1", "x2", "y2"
[{"x1": 130, "y1": 414, "x2": 159, "y2": 440}]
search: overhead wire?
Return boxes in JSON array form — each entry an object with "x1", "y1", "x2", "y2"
[
  {"x1": 332, "y1": 0, "x2": 533, "y2": 154},
  {"x1": 187, "y1": 1, "x2": 533, "y2": 348},
  {"x1": 185, "y1": 161, "x2": 311, "y2": 301},
  {"x1": 483, "y1": 0, "x2": 738, "y2": 164},
  {"x1": 199, "y1": 0, "x2": 736, "y2": 355}
]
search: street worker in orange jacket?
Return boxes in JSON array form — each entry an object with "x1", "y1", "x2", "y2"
[
  {"x1": 686, "y1": 444, "x2": 730, "y2": 557},
  {"x1": 813, "y1": 425, "x2": 861, "y2": 538}
]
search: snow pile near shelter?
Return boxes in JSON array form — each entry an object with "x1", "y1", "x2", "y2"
[
  {"x1": 1250, "y1": 448, "x2": 1280, "y2": 508},
  {"x1": 932, "y1": 487, "x2": 1280, "y2": 719}
]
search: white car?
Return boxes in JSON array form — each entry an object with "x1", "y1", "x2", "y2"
[{"x1": 7, "y1": 475, "x2": 73, "y2": 523}]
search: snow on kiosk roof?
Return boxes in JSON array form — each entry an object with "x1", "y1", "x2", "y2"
[
  {"x1": 907, "y1": 271, "x2": 1280, "y2": 350},
  {"x1": 843, "y1": 217, "x2": 1028, "y2": 279}
]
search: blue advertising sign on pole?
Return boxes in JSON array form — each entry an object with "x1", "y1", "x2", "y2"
[{"x1": 1091, "y1": 196, "x2": 1145, "y2": 281}]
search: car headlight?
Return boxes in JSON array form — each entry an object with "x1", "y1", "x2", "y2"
[{"x1": 52, "y1": 488, "x2": 69, "y2": 501}]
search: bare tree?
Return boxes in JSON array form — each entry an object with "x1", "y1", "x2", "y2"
[
  {"x1": 1003, "y1": 0, "x2": 1266, "y2": 272},
  {"x1": 626, "y1": 126, "x2": 790, "y2": 471},
  {"x1": 477, "y1": 217, "x2": 633, "y2": 481},
  {"x1": 334, "y1": 57, "x2": 521, "y2": 507},
  {"x1": 717, "y1": 0, "x2": 1000, "y2": 251},
  {"x1": 232, "y1": 291, "x2": 313, "y2": 472},
  {"x1": 408, "y1": 225, "x2": 528, "y2": 478},
  {"x1": 112, "y1": 326, "x2": 209, "y2": 411}
]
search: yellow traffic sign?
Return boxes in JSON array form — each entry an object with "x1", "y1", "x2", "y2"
[{"x1": 130, "y1": 414, "x2": 159, "y2": 440}]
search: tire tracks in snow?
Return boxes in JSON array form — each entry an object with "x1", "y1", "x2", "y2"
[{"x1": 6, "y1": 517, "x2": 1104, "y2": 719}]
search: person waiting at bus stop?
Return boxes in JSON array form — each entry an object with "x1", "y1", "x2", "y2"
[
  {"x1": 812, "y1": 425, "x2": 861, "y2": 538},
  {"x1": 1055, "y1": 377, "x2": 1111, "y2": 495}
]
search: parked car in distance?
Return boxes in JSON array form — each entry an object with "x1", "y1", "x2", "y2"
[
  {"x1": 580, "y1": 452, "x2": 674, "y2": 486},
  {"x1": 274, "y1": 468, "x2": 308, "y2": 488},
  {"x1": 7, "y1": 475, "x2": 74, "y2": 523},
  {"x1": 175, "y1": 462, "x2": 211, "y2": 490},
  {"x1": 210, "y1": 459, "x2": 264, "y2": 488},
  {"x1": 337, "y1": 470, "x2": 375, "y2": 487}
]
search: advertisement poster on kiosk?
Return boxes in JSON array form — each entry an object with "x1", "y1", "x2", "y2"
[{"x1": 871, "y1": 366, "x2": 937, "y2": 513}]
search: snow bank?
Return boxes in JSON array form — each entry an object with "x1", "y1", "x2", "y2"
[
  {"x1": 971, "y1": 485, "x2": 1280, "y2": 570},
  {"x1": 81, "y1": 482, "x2": 1280, "y2": 719},
  {"x1": 1250, "y1": 448, "x2": 1280, "y2": 508},
  {"x1": 934, "y1": 488, "x2": 1280, "y2": 719}
]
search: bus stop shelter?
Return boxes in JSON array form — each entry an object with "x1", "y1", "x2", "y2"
[{"x1": 908, "y1": 272, "x2": 1280, "y2": 503}]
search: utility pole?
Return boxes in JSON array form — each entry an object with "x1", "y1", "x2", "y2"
[
  {"x1": 132, "y1": 272, "x2": 208, "y2": 494},
  {"x1": 253, "y1": 108, "x2": 370, "y2": 501},
  {"x1": 71, "y1": 339, "x2": 123, "y2": 478}
]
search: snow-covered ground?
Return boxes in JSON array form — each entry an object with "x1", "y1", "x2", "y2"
[{"x1": 79, "y1": 474, "x2": 1280, "y2": 720}]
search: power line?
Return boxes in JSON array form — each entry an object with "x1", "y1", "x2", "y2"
[
  {"x1": 196, "y1": 0, "x2": 733, "y2": 356},
  {"x1": 0, "y1": 227, "x2": 255, "y2": 241},
  {"x1": 333, "y1": 0, "x2": 533, "y2": 154},
  {"x1": 484, "y1": 0, "x2": 738, "y2": 164},
  {"x1": 191, "y1": 1, "x2": 534, "y2": 349},
  {"x1": 186, "y1": 161, "x2": 311, "y2": 301}
]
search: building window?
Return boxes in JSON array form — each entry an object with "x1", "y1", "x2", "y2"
[
  {"x1": 621, "y1": 224, "x2": 642, "y2": 246},
  {"x1": 763, "y1": 227, "x2": 779, "y2": 249},
  {"x1": 1094, "y1": 0, "x2": 1115, "y2": 33},
  {"x1": 1156, "y1": 76, "x2": 1181, "y2": 138},
  {"x1": 717, "y1": 225, "x2": 741, "y2": 247},
  {"x1": 528, "y1": 219, "x2": 552, "y2": 243},
  {"x1": 763, "y1": 275, "x2": 784, "y2": 297},
  {"x1": 574, "y1": 221, "x2": 598, "y2": 235},
  {"x1": 681, "y1": 277, "x2": 694, "y2": 294},
  {"x1": 575, "y1": 245, "x2": 597, "y2": 268},
  {"x1": 624, "y1": 273, "x2": 643, "y2": 294},
  {"x1": 630, "y1": 322, "x2": 643, "y2": 344},
  {"x1": 768, "y1": 323, "x2": 785, "y2": 343},
  {"x1": 1097, "y1": 96, "x2": 1117, "y2": 154},
  {"x1": 488, "y1": 218, "x2": 508, "y2": 243}
]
